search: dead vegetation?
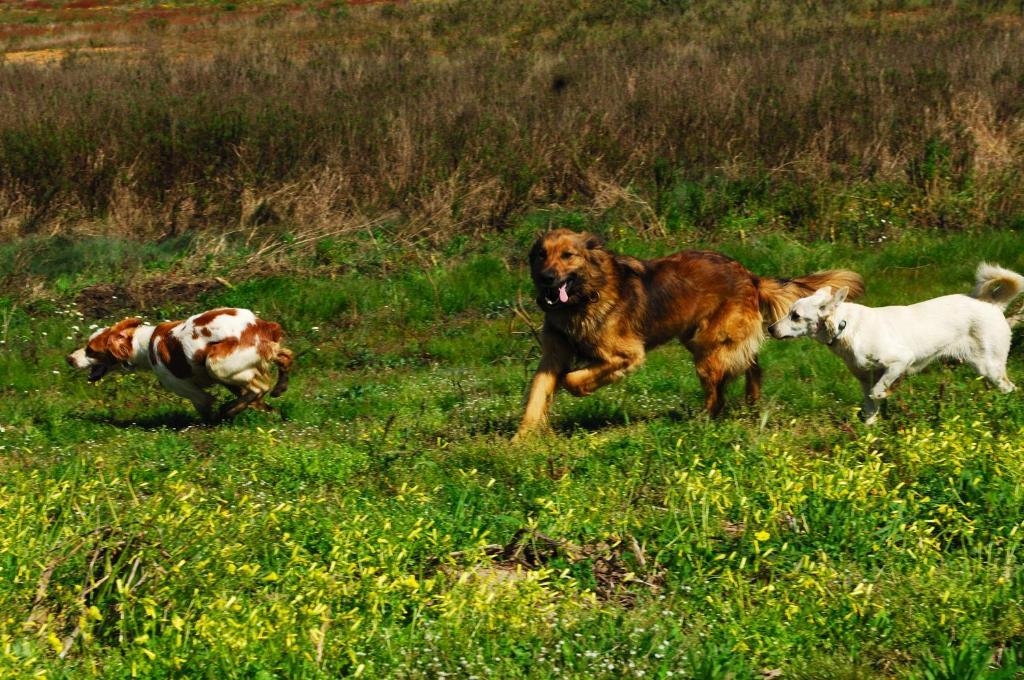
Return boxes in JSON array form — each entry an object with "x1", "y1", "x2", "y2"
[
  {"x1": 444, "y1": 528, "x2": 664, "y2": 605},
  {"x1": 23, "y1": 525, "x2": 161, "y2": 659},
  {"x1": 0, "y1": 2, "x2": 1023, "y2": 244}
]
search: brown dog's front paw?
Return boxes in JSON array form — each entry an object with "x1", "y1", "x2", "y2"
[
  {"x1": 513, "y1": 423, "x2": 551, "y2": 443},
  {"x1": 562, "y1": 374, "x2": 593, "y2": 397}
]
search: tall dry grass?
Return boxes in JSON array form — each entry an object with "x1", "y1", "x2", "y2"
[{"x1": 1, "y1": 0, "x2": 1023, "y2": 242}]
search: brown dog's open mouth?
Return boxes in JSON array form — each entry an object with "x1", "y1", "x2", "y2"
[
  {"x1": 88, "y1": 363, "x2": 110, "y2": 382},
  {"x1": 541, "y1": 279, "x2": 575, "y2": 307}
]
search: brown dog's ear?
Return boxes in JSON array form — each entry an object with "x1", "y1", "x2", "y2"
[
  {"x1": 583, "y1": 233, "x2": 603, "y2": 250},
  {"x1": 529, "y1": 237, "x2": 545, "y2": 262}
]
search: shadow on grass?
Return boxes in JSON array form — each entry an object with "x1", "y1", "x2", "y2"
[
  {"x1": 553, "y1": 404, "x2": 707, "y2": 435},
  {"x1": 79, "y1": 410, "x2": 206, "y2": 430},
  {"x1": 76, "y1": 402, "x2": 291, "y2": 430}
]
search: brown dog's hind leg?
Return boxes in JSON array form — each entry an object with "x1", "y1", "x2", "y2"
[
  {"x1": 744, "y1": 358, "x2": 762, "y2": 404},
  {"x1": 695, "y1": 354, "x2": 729, "y2": 417},
  {"x1": 717, "y1": 373, "x2": 737, "y2": 411},
  {"x1": 700, "y1": 353, "x2": 757, "y2": 416}
]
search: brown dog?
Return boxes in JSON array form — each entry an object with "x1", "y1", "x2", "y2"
[{"x1": 515, "y1": 230, "x2": 864, "y2": 437}]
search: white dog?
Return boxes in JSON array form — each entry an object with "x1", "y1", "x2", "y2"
[{"x1": 770, "y1": 263, "x2": 1024, "y2": 424}]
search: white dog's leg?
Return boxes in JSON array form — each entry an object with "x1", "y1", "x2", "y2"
[
  {"x1": 869, "y1": 364, "x2": 906, "y2": 401},
  {"x1": 970, "y1": 343, "x2": 1015, "y2": 393},
  {"x1": 973, "y1": 353, "x2": 1017, "y2": 393},
  {"x1": 858, "y1": 376, "x2": 880, "y2": 425}
]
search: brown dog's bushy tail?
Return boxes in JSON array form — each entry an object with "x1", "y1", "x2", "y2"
[{"x1": 757, "y1": 270, "x2": 865, "y2": 324}]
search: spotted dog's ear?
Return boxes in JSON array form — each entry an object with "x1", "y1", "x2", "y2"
[
  {"x1": 108, "y1": 332, "x2": 133, "y2": 361},
  {"x1": 110, "y1": 317, "x2": 143, "y2": 333},
  {"x1": 106, "y1": 318, "x2": 142, "y2": 361}
]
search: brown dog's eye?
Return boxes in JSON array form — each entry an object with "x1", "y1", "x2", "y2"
[
  {"x1": 561, "y1": 252, "x2": 573, "y2": 260},
  {"x1": 790, "y1": 311, "x2": 800, "y2": 321}
]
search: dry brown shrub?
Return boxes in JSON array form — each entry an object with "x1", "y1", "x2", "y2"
[{"x1": 1, "y1": 1, "x2": 1023, "y2": 242}]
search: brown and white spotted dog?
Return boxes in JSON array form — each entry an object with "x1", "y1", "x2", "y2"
[{"x1": 67, "y1": 308, "x2": 293, "y2": 420}]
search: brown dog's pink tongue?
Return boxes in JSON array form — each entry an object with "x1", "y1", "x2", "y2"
[{"x1": 558, "y1": 283, "x2": 569, "y2": 303}]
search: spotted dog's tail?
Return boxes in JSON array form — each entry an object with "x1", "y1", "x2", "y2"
[
  {"x1": 255, "y1": 320, "x2": 293, "y2": 397},
  {"x1": 271, "y1": 347, "x2": 293, "y2": 397}
]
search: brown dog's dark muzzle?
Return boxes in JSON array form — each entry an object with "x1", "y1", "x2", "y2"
[{"x1": 537, "y1": 269, "x2": 559, "y2": 287}]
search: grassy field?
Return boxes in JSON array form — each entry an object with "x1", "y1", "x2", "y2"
[
  {"x1": 3, "y1": 0, "x2": 1024, "y2": 677},
  {"x1": 2, "y1": 223, "x2": 1024, "y2": 678}
]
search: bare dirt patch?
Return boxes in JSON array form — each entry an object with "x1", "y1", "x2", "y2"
[
  {"x1": 3, "y1": 45, "x2": 135, "y2": 64},
  {"x1": 75, "y1": 278, "x2": 224, "y2": 319}
]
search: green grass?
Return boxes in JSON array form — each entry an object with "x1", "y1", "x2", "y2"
[{"x1": 2, "y1": 229, "x2": 1024, "y2": 677}]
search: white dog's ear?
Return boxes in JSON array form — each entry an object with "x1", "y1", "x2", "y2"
[
  {"x1": 821, "y1": 286, "x2": 848, "y2": 315},
  {"x1": 813, "y1": 286, "x2": 833, "y2": 308}
]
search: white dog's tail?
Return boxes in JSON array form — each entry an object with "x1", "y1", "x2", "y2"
[{"x1": 973, "y1": 262, "x2": 1024, "y2": 324}]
